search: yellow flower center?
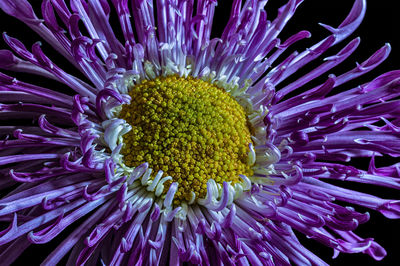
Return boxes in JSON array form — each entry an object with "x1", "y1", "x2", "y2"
[{"x1": 119, "y1": 75, "x2": 253, "y2": 204}]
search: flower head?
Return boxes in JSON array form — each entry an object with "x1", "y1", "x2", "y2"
[{"x1": 0, "y1": 0, "x2": 399, "y2": 265}]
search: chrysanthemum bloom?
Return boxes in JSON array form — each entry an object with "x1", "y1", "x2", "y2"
[{"x1": 0, "y1": 0, "x2": 399, "y2": 264}]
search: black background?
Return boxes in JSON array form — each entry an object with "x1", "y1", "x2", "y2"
[{"x1": 0, "y1": 0, "x2": 399, "y2": 265}]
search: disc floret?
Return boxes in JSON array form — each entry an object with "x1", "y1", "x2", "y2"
[{"x1": 119, "y1": 75, "x2": 253, "y2": 204}]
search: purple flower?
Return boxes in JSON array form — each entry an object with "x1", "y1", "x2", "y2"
[{"x1": 0, "y1": 0, "x2": 399, "y2": 265}]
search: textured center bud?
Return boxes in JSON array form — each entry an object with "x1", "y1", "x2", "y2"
[{"x1": 119, "y1": 75, "x2": 253, "y2": 204}]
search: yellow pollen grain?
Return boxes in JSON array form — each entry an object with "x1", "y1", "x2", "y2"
[{"x1": 119, "y1": 75, "x2": 253, "y2": 205}]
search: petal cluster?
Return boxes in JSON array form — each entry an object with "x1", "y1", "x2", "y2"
[{"x1": 0, "y1": 0, "x2": 399, "y2": 265}]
